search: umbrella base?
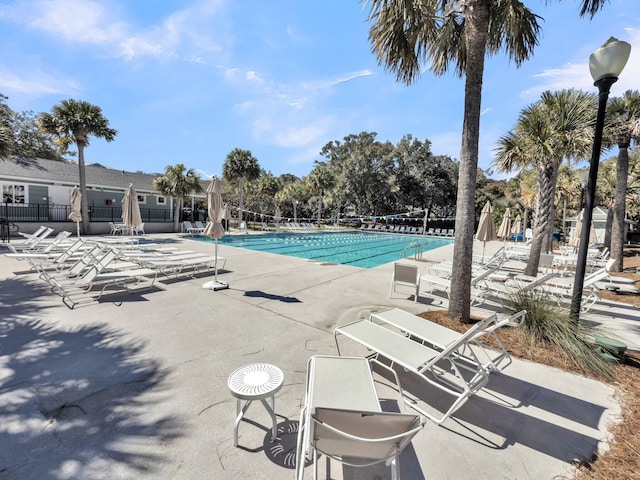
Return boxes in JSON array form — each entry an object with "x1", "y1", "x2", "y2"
[{"x1": 202, "y1": 280, "x2": 229, "y2": 291}]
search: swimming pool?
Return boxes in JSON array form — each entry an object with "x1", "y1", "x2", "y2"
[{"x1": 194, "y1": 231, "x2": 453, "y2": 268}]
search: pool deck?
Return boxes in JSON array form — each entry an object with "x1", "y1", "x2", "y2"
[{"x1": 0, "y1": 231, "x2": 637, "y2": 479}]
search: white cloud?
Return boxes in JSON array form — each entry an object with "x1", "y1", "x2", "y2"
[
  {"x1": 24, "y1": 0, "x2": 126, "y2": 45},
  {"x1": 274, "y1": 123, "x2": 328, "y2": 148},
  {"x1": 0, "y1": 66, "x2": 79, "y2": 97},
  {"x1": 1, "y1": 0, "x2": 226, "y2": 62},
  {"x1": 522, "y1": 28, "x2": 640, "y2": 101},
  {"x1": 246, "y1": 70, "x2": 264, "y2": 83}
]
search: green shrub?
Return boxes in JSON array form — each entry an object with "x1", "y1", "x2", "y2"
[{"x1": 506, "y1": 289, "x2": 614, "y2": 380}]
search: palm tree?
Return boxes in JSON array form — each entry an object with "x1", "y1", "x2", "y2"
[
  {"x1": 365, "y1": 0, "x2": 541, "y2": 322},
  {"x1": 606, "y1": 90, "x2": 640, "y2": 272},
  {"x1": 0, "y1": 126, "x2": 10, "y2": 159},
  {"x1": 276, "y1": 181, "x2": 307, "y2": 222},
  {"x1": 494, "y1": 89, "x2": 595, "y2": 277},
  {"x1": 38, "y1": 99, "x2": 117, "y2": 234},
  {"x1": 222, "y1": 148, "x2": 260, "y2": 225},
  {"x1": 554, "y1": 165, "x2": 581, "y2": 241},
  {"x1": 306, "y1": 163, "x2": 335, "y2": 228},
  {"x1": 153, "y1": 164, "x2": 204, "y2": 232}
]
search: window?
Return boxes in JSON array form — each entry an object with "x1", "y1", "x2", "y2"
[
  {"x1": 136, "y1": 194, "x2": 146, "y2": 204},
  {"x1": 157, "y1": 196, "x2": 166, "y2": 205},
  {"x1": 2, "y1": 184, "x2": 26, "y2": 204}
]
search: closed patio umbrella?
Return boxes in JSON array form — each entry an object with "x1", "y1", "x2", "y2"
[
  {"x1": 121, "y1": 183, "x2": 142, "y2": 236},
  {"x1": 274, "y1": 206, "x2": 282, "y2": 230},
  {"x1": 476, "y1": 201, "x2": 497, "y2": 263},
  {"x1": 203, "y1": 177, "x2": 229, "y2": 291},
  {"x1": 511, "y1": 214, "x2": 523, "y2": 243},
  {"x1": 569, "y1": 209, "x2": 597, "y2": 248},
  {"x1": 497, "y1": 208, "x2": 512, "y2": 240},
  {"x1": 69, "y1": 186, "x2": 82, "y2": 238}
]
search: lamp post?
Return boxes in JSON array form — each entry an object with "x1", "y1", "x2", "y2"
[
  {"x1": 570, "y1": 37, "x2": 631, "y2": 322},
  {"x1": 578, "y1": 169, "x2": 589, "y2": 210}
]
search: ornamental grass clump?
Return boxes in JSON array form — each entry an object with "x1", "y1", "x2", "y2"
[{"x1": 506, "y1": 288, "x2": 614, "y2": 381}]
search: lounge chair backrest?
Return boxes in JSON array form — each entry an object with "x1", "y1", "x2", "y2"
[
  {"x1": 310, "y1": 407, "x2": 425, "y2": 465},
  {"x1": 27, "y1": 227, "x2": 54, "y2": 246},
  {"x1": 583, "y1": 268, "x2": 610, "y2": 288},
  {"x1": 79, "y1": 249, "x2": 119, "y2": 283},
  {"x1": 604, "y1": 258, "x2": 615, "y2": 272},
  {"x1": 61, "y1": 245, "x2": 105, "y2": 276},
  {"x1": 470, "y1": 267, "x2": 498, "y2": 286}
]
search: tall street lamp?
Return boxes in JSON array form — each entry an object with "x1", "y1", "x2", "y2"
[
  {"x1": 570, "y1": 37, "x2": 631, "y2": 322},
  {"x1": 578, "y1": 169, "x2": 589, "y2": 210}
]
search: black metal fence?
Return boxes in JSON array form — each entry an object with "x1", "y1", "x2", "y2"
[{"x1": 0, "y1": 203, "x2": 173, "y2": 223}]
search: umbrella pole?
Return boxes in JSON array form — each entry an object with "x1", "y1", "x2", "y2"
[
  {"x1": 214, "y1": 239, "x2": 218, "y2": 283},
  {"x1": 76, "y1": 222, "x2": 80, "y2": 238},
  {"x1": 204, "y1": 238, "x2": 229, "y2": 290}
]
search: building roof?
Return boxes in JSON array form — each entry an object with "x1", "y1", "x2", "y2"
[{"x1": 1, "y1": 156, "x2": 162, "y2": 193}]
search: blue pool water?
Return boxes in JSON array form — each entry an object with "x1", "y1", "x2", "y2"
[{"x1": 194, "y1": 231, "x2": 453, "y2": 268}]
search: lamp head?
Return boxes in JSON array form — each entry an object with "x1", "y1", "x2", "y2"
[
  {"x1": 589, "y1": 37, "x2": 631, "y2": 83},
  {"x1": 578, "y1": 169, "x2": 589, "y2": 188}
]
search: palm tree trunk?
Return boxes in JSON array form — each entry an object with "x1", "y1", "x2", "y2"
[
  {"x1": 611, "y1": 145, "x2": 630, "y2": 271},
  {"x1": 525, "y1": 162, "x2": 559, "y2": 276},
  {"x1": 173, "y1": 198, "x2": 181, "y2": 233},
  {"x1": 77, "y1": 145, "x2": 90, "y2": 235},
  {"x1": 604, "y1": 207, "x2": 613, "y2": 250},
  {"x1": 293, "y1": 199, "x2": 297, "y2": 223},
  {"x1": 448, "y1": 0, "x2": 489, "y2": 323},
  {"x1": 238, "y1": 178, "x2": 245, "y2": 225}
]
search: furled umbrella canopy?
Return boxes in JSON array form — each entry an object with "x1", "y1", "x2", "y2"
[
  {"x1": 511, "y1": 214, "x2": 523, "y2": 243},
  {"x1": 497, "y1": 208, "x2": 512, "y2": 239},
  {"x1": 476, "y1": 201, "x2": 497, "y2": 263},
  {"x1": 274, "y1": 206, "x2": 282, "y2": 229},
  {"x1": 69, "y1": 186, "x2": 82, "y2": 238},
  {"x1": 121, "y1": 183, "x2": 142, "y2": 235},
  {"x1": 203, "y1": 177, "x2": 228, "y2": 290}
]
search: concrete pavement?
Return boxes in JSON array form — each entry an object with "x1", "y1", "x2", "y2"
[{"x1": 0, "y1": 232, "x2": 635, "y2": 479}]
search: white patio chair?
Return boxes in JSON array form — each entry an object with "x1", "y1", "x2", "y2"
[
  {"x1": 295, "y1": 355, "x2": 426, "y2": 480},
  {"x1": 133, "y1": 223, "x2": 146, "y2": 235},
  {"x1": 389, "y1": 263, "x2": 420, "y2": 303}
]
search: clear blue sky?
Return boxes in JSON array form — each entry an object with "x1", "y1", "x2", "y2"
[{"x1": 1, "y1": 0, "x2": 638, "y2": 180}]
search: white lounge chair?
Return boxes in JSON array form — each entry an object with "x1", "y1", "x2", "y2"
[
  {"x1": 5, "y1": 231, "x2": 72, "y2": 257},
  {"x1": 420, "y1": 266, "x2": 497, "y2": 305},
  {"x1": 140, "y1": 253, "x2": 226, "y2": 277},
  {"x1": 334, "y1": 316, "x2": 494, "y2": 425},
  {"x1": 18, "y1": 224, "x2": 46, "y2": 239},
  {"x1": 389, "y1": 263, "x2": 420, "y2": 303},
  {"x1": 295, "y1": 355, "x2": 426, "y2": 480},
  {"x1": 6, "y1": 238, "x2": 89, "y2": 272},
  {"x1": 541, "y1": 261, "x2": 614, "y2": 313},
  {"x1": 11, "y1": 227, "x2": 54, "y2": 250},
  {"x1": 480, "y1": 271, "x2": 560, "y2": 305},
  {"x1": 370, "y1": 308, "x2": 526, "y2": 374},
  {"x1": 182, "y1": 221, "x2": 204, "y2": 236},
  {"x1": 45, "y1": 249, "x2": 157, "y2": 309}
]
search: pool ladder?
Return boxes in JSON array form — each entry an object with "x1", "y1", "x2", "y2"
[{"x1": 401, "y1": 242, "x2": 423, "y2": 260}]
